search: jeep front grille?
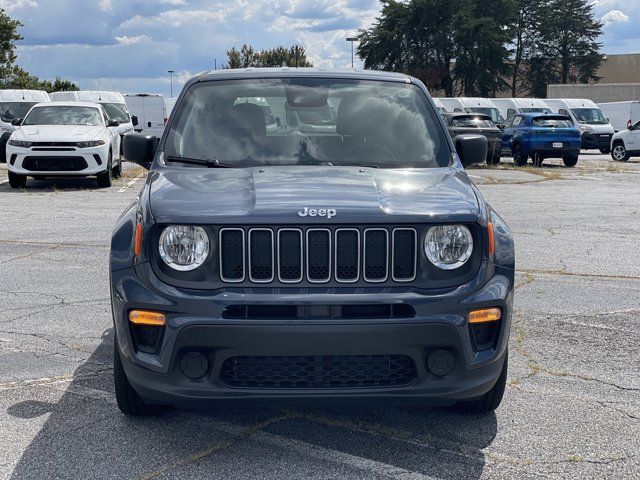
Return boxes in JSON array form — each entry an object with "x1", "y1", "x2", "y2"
[{"x1": 218, "y1": 226, "x2": 417, "y2": 284}]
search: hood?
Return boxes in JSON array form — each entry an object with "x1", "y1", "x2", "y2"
[
  {"x1": 581, "y1": 123, "x2": 614, "y2": 134},
  {"x1": 15, "y1": 125, "x2": 103, "y2": 142},
  {"x1": 148, "y1": 166, "x2": 480, "y2": 225}
]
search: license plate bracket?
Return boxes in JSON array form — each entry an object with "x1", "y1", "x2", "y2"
[{"x1": 553, "y1": 142, "x2": 563, "y2": 148}]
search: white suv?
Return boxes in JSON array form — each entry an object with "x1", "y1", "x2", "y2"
[{"x1": 611, "y1": 121, "x2": 640, "y2": 161}]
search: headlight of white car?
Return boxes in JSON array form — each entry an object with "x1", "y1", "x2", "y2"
[
  {"x1": 159, "y1": 225, "x2": 210, "y2": 271},
  {"x1": 76, "y1": 140, "x2": 105, "y2": 148},
  {"x1": 424, "y1": 225, "x2": 473, "y2": 270},
  {"x1": 8, "y1": 139, "x2": 32, "y2": 148}
]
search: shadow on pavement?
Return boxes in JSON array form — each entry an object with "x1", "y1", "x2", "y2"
[{"x1": 8, "y1": 329, "x2": 497, "y2": 479}]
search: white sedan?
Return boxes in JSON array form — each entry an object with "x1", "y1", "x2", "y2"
[{"x1": 6, "y1": 102, "x2": 122, "y2": 188}]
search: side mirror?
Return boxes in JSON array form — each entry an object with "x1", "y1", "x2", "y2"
[
  {"x1": 498, "y1": 123, "x2": 505, "y2": 130},
  {"x1": 108, "y1": 119, "x2": 120, "y2": 127},
  {"x1": 11, "y1": 118, "x2": 22, "y2": 126},
  {"x1": 131, "y1": 115, "x2": 139, "y2": 127},
  {"x1": 628, "y1": 124, "x2": 634, "y2": 131},
  {"x1": 455, "y1": 134, "x2": 488, "y2": 167},
  {"x1": 123, "y1": 133, "x2": 157, "y2": 170}
]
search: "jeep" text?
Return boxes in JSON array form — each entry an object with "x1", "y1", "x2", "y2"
[{"x1": 297, "y1": 207, "x2": 337, "y2": 219}]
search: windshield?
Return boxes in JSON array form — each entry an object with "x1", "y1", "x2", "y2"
[
  {"x1": 521, "y1": 107, "x2": 551, "y2": 114},
  {"x1": 102, "y1": 103, "x2": 130, "y2": 123},
  {"x1": 532, "y1": 117, "x2": 573, "y2": 128},
  {"x1": 571, "y1": 108, "x2": 607, "y2": 125},
  {"x1": 164, "y1": 78, "x2": 449, "y2": 168},
  {"x1": 465, "y1": 107, "x2": 503, "y2": 124},
  {"x1": 0, "y1": 102, "x2": 38, "y2": 123},
  {"x1": 23, "y1": 106, "x2": 104, "y2": 126},
  {"x1": 450, "y1": 116, "x2": 494, "y2": 128}
]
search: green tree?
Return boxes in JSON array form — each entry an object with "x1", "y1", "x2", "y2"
[
  {"x1": 226, "y1": 44, "x2": 313, "y2": 68},
  {"x1": 509, "y1": 0, "x2": 545, "y2": 96}
]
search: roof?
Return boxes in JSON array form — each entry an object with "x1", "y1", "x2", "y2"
[
  {"x1": 196, "y1": 68, "x2": 412, "y2": 83},
  {"x1": 32, "y1": 101, "x2": 102, "y2": 108}
]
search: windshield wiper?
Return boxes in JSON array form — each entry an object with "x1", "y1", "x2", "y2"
[{"x1": 165, "y1": 155, "x2": 237, "y2": 168}]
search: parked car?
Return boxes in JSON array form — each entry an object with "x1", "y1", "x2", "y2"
[
  {"x1": 544, "y1": 99, "x2": 614, "y2": 153},
  {"x1": 51, "y1": 91, "x2": 136, "y2": 155},
  {"x1": 124, "y1": 93, "x2": 166, "y2": 137},
  {"x1": 443, "y1": 113, "x2": 502, "y2": 164},
  {"x1": 436, "y1": 97, "x2": 504, "y2": 124},
  {"x1": 597, "y1": 101, "x2": 640, "y2": 132},
  {"x1": 6, "y1": 102, "x2": 122, "y2": 188},
  {"x1": 500, "y1": 113, "x2": 581, "y2": 167},
  {"x1": 491, "y1": 98, "x2": 551, "y2": 121},
  {"x1": 433, "y1": 97, "x2": 447, "y2": 116},
  {"x1": 0, "y1": 89, "x2": 50, "y2": 163},
  {"x1": 610, "y1": 120, "x2": 640, "y2": 161},
  {"x1": 112, "y1": 68, "x2": 514, "y2": 416}
]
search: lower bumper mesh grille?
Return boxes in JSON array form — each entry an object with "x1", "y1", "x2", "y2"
[
  {"x1": 22, "y1": 156, "x2": 88, "y2": 172},
  {"x1": 220, "y1": 354, "x2": 418, "y2": 389}
]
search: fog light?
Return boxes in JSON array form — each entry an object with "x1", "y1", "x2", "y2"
[
  {"x1": 468, "y1": 308, "x2": 501, "y2": 352},
  {"x1": 427, "y1": 349, "x2": 455, "y2": 377},
  {"x1": 180, "y1": 352, "x2": 209, "y2": 379},
  {"x1": 129, "y1": 310, "x2": 165, "y2": 354}
]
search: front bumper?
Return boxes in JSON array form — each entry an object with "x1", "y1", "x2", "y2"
[
  {"x1": 581, "y1": 132, "x2": 613, "y2": 150},
  {"x1": 7, "y1": 145, "x2": 109, "y2": 176},
  {"x1": 111, "y1": 260, "x2": 514, "y2": 407}
]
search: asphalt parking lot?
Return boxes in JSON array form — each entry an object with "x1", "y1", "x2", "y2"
[{"x1": 0, "y1": 153, "x2": 638, "y2": 479}]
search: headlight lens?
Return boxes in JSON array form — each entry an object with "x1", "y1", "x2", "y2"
[
  {"x1": 159, "y1": 226, "x2": 210, "y2": 271},
  {"x1": 424, "y1": 225, "x2": 473, "y2": 270},
  {"x1": 8, "y1": 139, "x2": 32, "y2": 148},
  {"x1": 76, "y1": 140, "x2": 105, "y2": 148}
]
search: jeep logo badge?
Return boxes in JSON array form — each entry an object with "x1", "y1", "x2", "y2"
[{"x1": 298, "y1": 207, "x2": 337, "y2": 219}]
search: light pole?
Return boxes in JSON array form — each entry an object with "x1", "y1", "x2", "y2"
[
  {"x1": 168, "y1": 70, "x2": 175, "y2": 98},
  {"x1": 346, "y1": 37, "x2": 357, "y2": 68}
]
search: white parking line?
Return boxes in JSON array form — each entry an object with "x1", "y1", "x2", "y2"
[
  {"x1": 0, "y1": 180, "x2": 8, "y2": 186},
  {"x1": 118, "y1": 174, "x2": 143, "y2": 193}
]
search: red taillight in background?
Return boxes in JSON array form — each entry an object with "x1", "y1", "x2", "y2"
[{"x1": 164, "y1": 117, "x2": 168, "y2": 125}]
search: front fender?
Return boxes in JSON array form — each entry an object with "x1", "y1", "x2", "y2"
[{"x1": 489, "y1": 207, "x2": 515, "y2": 282}]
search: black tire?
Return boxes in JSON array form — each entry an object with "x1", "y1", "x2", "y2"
[
  {"x1": 611, "y1": 142, "x2": 629, "y2": 162},
  {"x1": 97, "y1": 153, "x2": 113, "y2": 188},
  {"x1": 531, "y1": 152, "x2": 543, "y2": 168},
  {"x1": 562, "y1": 155, "x2": 579, "y2": 167},
  {"x1": 512, "y1": 144, "x2": 527, "y2": 166},
  {"x1": 454, "y1": 352, "x2": 508, "y2": 414},
  {"x1": 599, "y1": 148, "x2": 610, "y2": 154},
  {"x1": 486, "y1": 152, "x2": 501, "y2": 165},
  {"x1": 8, "y1": 171, "x2": 27, "y2": 189},
  {"x1": 112, "y1": 159, "x2": 122, "y2": 179},
  {"x1": 114, "y1": 341, "x2": 169, "y2": 416}
]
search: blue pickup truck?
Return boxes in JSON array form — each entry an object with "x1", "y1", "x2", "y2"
[{"x1": 501, "y1": 113, "x2": 581, "y2": 167}]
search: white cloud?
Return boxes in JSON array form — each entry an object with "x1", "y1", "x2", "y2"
[
  {"x1": 0, "y1": 0, "x2": 37, "y2": 12},
  {"x1": 602, "y1": 9, "x2": 630, "y2": 25},
  {"x1": 114, "y1": 34, "x2": 152, "y2": 45}
]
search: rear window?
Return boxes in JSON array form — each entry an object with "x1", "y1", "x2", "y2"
[
  {"x1": 164, "y1": 78, "x2": 450, "y2": 169},
  {"x1": 450, "y1": 116, "x2": 494, "y2": 128},
  {"x1": 532, "y1": 117, "x2": 573, "y2": 128}
]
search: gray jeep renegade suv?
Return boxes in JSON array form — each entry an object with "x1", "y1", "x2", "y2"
[{"x1": 111, "y1": 69, "x2": 514, "y2": 416}]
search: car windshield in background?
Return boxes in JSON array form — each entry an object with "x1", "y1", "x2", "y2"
[
  {"x1": 520, "y1": 108, "x2": 550, "y2": 113},
  {"x1": 532, "y1": 117, "x2": 573, "y2": 128},
  {"x1": 102, "y1": 103, "x2": 130, "y2": 123},
  {"x1": 571, "y1": 108, "x2": 607, "y2": 124},
  {"x1": 164, "y1": 78, "x2": 450, "y2": 169},
  {"x1": 0, "y1": 102, "x2": 37, "y2": 122},
  {"x1": 23, "y1": 106, "x2": 103, "y2": 126},
  {"x1": 466, "y1": 107, "x2": 503, "y2": 123},
  {"x1": 451, "y1": 116, "x2": 494, "y2": 128}
]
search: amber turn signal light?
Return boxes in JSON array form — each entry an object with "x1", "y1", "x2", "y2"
[
  {"x1": 469, "y1": 307, "x2": 501, "y2": 324},
  {"x1": 487, "y1": 222, "x2": 495, "y2": 255},
  {"x1": 134, "y1": 223, "x2": 143, "y2": 257},
  {"x1": 129, "y1": 310, "x2": 166, "y2": 326}
]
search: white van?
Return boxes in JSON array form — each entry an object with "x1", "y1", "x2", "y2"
[
  {"x1": 124, "y1": 94, "x2": 166, "y2": 137},
  {"x1": 51, "y1": 90, "x2": 135, "y2": 139},
  {"x1": 545, "y1": 99, "x2": 615, "y2": 153},
  {"x1": 436, "y1": 97, "x2": 504, "y2": 124},
  {"x1": 433, "y1": 98, "x2": 447, "y2": 116},
  {"x1": 491, "y1": 98, "x2": 551, "y2": 120},
  {"x1": 597, "y1": 101, "x2": 640, "y2": 132},
  {"x1": 0, "y1": 89, "x2": 50, "y2": 162}
]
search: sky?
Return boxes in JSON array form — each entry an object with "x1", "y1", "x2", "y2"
[{"x1": 0, "y1": 0, "x2": 636, "y2": 98}]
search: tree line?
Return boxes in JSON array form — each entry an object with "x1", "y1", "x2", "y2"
[
  {"x1": 1, "y1": 8, "x2": 78, "y2": 92},
  {"x1": 357, "y1": 0, "x2": 603, "y2": 98},
  {"x1": 226, "y1": 44, "x2": 313, "y2": 69}
]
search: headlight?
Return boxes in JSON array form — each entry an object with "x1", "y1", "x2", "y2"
[
  {"x1": 159, "y1": 225, "x2": 210, "y2": 271},
  {"x1": 76, "y1": 140, "x2": 105, "y2": 148},
  {"x1": 424, "y1": 225, "x2": 473, "y2": 270},
  {"x1": 8, "y1": 139, "x2": 32, "y2": 148}
]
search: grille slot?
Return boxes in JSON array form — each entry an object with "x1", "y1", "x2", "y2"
[
  {"x1": 364, "y1": 229, "x2": 388, "y2": 282},
  {"x1": 392, "y1": 229, "x2": 417, "y2": 281},
  {"x1": 278, "y1": 229, "x2": 303, "y2": 283},
  {"x1": 219, "y1": 228, "x2": 245, "y2": 282},
  {"x1": 335, "y1": 229, "x2": 360, "y2": 282},
  {"x1": 248, "y1": 229, "x2": 274, "y2": 282},
  {"x1": 220, "y1": 355, "x2": 418, "y2": 389},
  {"x1": 306, "y1": 229, "x2": 331, "y2": 283}
]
